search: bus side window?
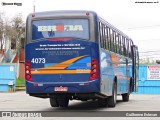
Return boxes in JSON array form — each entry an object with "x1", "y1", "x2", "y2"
[
  {"x1": 102, "y1": 24, "x2": 106, "y2": 49},
  {"x1": 123, "y1": 45, "x2": 126, "y2": 56},
  {"x1": 119, "y1": 35, "x2": 123, "y2": 55},
  {"x1": 109, "y1": 28, "x2": 112, "y2": 51},
  {"x1": 129, "y1": 40, "x2": 133, "y2": 58},
  {"x1": 112, "y1": 31, "x2": 116, "y2": 53},
  {"x1": 110, "y1": 29, "x2": 114, "y2": 52},
  {"x1": 115, "y1": 32, "x2": 119, "y2": 54},
  {"x1": 105, "y1": 26, "x2": 109, "y2": 50},
  {"x1": 128, "y1": 40, "x2": 131, "y2": 58},
  {"x1": 100, "y1": 23, "x2": 106, "y2": 49},
  {"x1": 122, "y1": 37, "x2": 124, "y2": 55},
  {"x1": 108, "y1": 28, "x2": 111, "y2": 51},
  {"x1": 125, "y1": 38, "x2": 129, "y2": 57},
  {"x1": 123, "y1": 37, "x2": 127, "y2": 56},
  {"x1": 117, "y1": 34, "x2": 120, "y2": 54},
  {"x1": 99, "y1": 22, "x2": 103, "y2": 48}
]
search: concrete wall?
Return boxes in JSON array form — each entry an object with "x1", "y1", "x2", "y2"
[{"x1": 19, "y1": 63, "x2": 25, "y2": 79}]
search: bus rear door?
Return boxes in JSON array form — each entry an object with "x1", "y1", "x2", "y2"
[{"x1": 131, "y1": 45, "x2": 139, "y2": 92}]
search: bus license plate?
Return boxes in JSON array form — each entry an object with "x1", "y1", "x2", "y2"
[{"x1": 54, "y1": 87, "x2": 68, "y2": 91}]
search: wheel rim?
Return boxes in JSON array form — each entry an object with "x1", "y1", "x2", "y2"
[{"x1": 114, "y1": 85, "x2": 117, "y2": 104}]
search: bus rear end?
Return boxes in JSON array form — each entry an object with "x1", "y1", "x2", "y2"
[{"x1": 25, "y1": 11, "x2": 101, "y2": 107}]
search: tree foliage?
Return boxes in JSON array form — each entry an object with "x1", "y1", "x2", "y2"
[
  {"x1": 0, "y1": 13, "x2": 25, "y2": 51},
  {"x1": 0, "y1": 12, "x2": 5, "y2": 51}
]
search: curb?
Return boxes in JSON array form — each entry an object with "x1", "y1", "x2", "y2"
[{"x1": 16, "y1": 86, "x2": 26, "y2": 91}]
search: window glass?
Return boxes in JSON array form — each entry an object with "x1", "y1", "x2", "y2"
[{"x1": 32, "y1": 19, "x2": 89, "y2": 40}]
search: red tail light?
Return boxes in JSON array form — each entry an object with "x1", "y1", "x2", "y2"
[
  {"x1": 89, "y1": 59, "x2": 99, "y2": 80},
  {"x1": 25, "y1": 60, "x2": 33, "y2": 81}
]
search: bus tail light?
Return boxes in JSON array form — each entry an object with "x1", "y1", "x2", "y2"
[
  {"x1": 89, "y1": 59, "x2": 99, "y2": 80},
  {"x1": 25, "y1": 60, "x2": 33, "y2": 82}
]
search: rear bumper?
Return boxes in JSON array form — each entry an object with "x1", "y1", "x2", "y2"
[
  {"x1": 26, "y1": 80, "x2": 100, "y2": 94},
  {"x1": 29, "y1": 92, "x2": 107, "y2": 99}
]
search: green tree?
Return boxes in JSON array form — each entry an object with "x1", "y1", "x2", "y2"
[
  {"x1": 11, "y1": 14, "x2": 25, "y2": 50},
  {"x1": 0, "y1": 12, "x2": 5, "y2": 51},
  {"x1": 10, "y1": 14, "x2": 25, "y2": 77}
]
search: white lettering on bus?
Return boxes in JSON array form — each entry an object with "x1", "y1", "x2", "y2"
[{"x1": 38, "y1": 25, "x2": 83, "y2": 32}]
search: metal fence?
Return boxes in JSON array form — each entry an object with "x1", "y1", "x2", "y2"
[
  {"x1": 136, "y1": 65, "x2": 160, "y2": 94},
  {"x1": 0, "y1": 64, "x2": 17, "y2": 92}
]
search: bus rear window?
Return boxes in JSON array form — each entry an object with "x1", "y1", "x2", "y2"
[{"x1": 32, "y1": 19, "x2": 89, "y2": 40}]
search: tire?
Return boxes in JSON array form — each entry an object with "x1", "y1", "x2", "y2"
[
  {"x1": 98, "y1": 98, "x2": 107, "y2": 107},
  {"x1": 107, "y1": 82, "x2": 117, "y2": 107},
  {"x1": 130, "y1": 78, "x2": 133, "y2": 92},
  {"x1": 57, "y1": 97, "x2": 69, "y2": 107},
  {"x1": 122, "y1": 78, "x2": 131, "y2": 102},
  {"x1": 50, "y1": 98, "x2": 59, "y2": 107},
  {"x1": 122, "y1": 93, "x2": 130, "y2": 102}
]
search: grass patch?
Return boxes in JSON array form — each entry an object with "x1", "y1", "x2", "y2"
[{"x1": 16, "y1": 78, "x2": 25, "y2": 87}]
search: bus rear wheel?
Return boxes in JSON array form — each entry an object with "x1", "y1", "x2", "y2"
[
  {"x1": 50, "y1": 98, "x2": 59, "y2": 107},
  {"x1": 57, "y1": 96, "x2": 69, "y2": 107},
  {"x1": 98, "y1": 98, "x2": 107, "y2": 107},
  {"x1": 122, "y1": 93, "x2": 130, "y2": 102},
  {"x1": 107, "y1": 82, "x2": 117, "y2": 107}
]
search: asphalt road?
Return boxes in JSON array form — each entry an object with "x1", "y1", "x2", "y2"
[{"x1": 0, "y1": 91, "x2": 160, "y2": 120}]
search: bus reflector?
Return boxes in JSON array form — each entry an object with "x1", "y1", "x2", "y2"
[
  {"x1": 32, "y1": 14, "x2": 35, "y2": 17},
  {"x1": 89, "y1": 59, "x2": 99, "y2": 80},
  {"x1": 86, "y1": 12, "x2": 90, "y2": 16},
  {"x1": 25, "y1": 60, "x2": 33, "y2": 82}
]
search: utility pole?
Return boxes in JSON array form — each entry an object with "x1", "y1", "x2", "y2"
[
  {"x1": 16, "y1": 24, "x2": 22, "y2": 78},
  {"x1": 33, "y1": 0, "x2": 35, "y2": 12}
]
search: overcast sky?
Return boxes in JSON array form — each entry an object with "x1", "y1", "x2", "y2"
[{"x1": 1, "y1": 0, "x2": 160, "y2": 59}]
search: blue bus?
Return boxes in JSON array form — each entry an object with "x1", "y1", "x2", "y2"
[{"x1": 25, "y1": 11, "x2": 139, "y2": 107}]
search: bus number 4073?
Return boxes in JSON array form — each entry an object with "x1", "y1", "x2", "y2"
[{"x1": 31, "y1": 58, "x2": 46, "y2": 64}]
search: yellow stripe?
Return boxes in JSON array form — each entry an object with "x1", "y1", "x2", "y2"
[
  {"x1": 39, "y1": 55, "x2": 87, "y2": 70},
  {"x1": 31, "y1": 69, "x2": 91, "y2": 74}
]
